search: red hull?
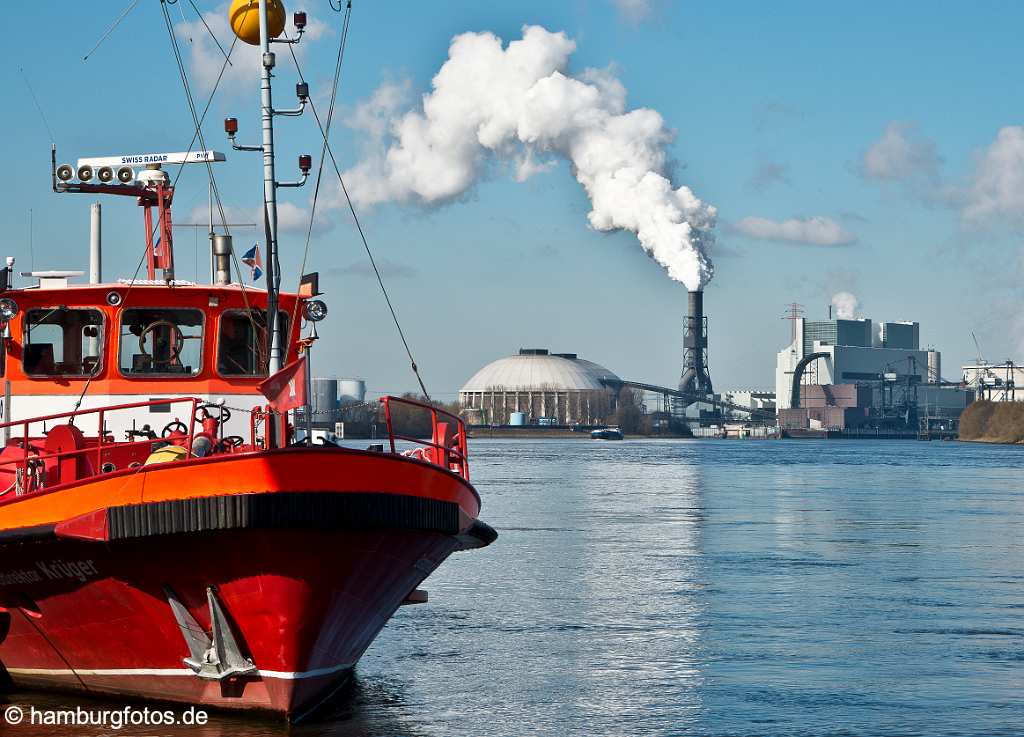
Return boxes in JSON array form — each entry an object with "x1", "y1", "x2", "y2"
[{"x1": 0, "y1": 448, "x2": 493, "y2": 718}]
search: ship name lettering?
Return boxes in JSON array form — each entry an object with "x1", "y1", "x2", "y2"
[
  {"x1": 34, "y1": 559, "x2": 99, "y2": 583},
  {"x1": 0, "y1": 568, "x2": 43, "y2": 586}
]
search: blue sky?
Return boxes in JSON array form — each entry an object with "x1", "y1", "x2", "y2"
[{"x1": 2, "y1": 1, "x2": 1022, "y2": 397}]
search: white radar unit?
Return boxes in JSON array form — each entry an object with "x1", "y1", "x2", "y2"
[{"x1": 60, "y1": 150, "x2": 226, "y2": 185}]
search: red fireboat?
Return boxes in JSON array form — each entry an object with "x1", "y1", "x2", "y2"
[{"x1": 0, "y1": 0, "x2": 494, "y2": 720}]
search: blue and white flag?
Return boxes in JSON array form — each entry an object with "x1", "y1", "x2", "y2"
[{"x1": 241, "y1": 243, "x2": 264, "y2": 281}]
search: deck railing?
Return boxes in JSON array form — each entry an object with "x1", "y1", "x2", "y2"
[
  {"x1": 379, "y1": 396, "x2": 470, "y2": 482},
  {"x1": 0, "y1": 397, "x2": 201, "y2": 498}
]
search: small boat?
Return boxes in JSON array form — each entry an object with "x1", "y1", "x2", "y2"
[
  {"x1": 590, "y1": 427, "x2": 624, "y2": 440},
  {"x1": 0, "y1": 0, "x2": 494, "y2": 721}
]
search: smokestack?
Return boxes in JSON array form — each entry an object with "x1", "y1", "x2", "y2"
[
  {"x1": 213, "y1": 234, "x2": 233, "y2": 285},
  {"x1": 678, "y1": 290, "x2": 713, "y2": 399}
]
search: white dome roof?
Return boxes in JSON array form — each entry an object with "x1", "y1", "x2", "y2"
[{"x1": 460, "y1": 351, "x2": 620, "y2": 393}]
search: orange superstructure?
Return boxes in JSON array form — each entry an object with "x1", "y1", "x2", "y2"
[{"x1": 2, "y1": 282, "x2": 301, "y2": 396}]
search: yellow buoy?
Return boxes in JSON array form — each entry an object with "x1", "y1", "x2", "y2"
[{"x1": 229, "y1": 0, "x2": 287, "y2": 46}]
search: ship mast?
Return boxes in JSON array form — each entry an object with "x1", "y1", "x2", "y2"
[{"x1": 258, "y1": 0, "x2": 283, "y2": 378}]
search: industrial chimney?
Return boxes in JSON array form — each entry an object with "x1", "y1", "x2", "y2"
[{"x1": 678, "y1": 290, "x2": 713, "y2": 400}]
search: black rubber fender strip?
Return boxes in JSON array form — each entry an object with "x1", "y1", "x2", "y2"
[
  {"x1": 0, "y1": 524, "x2": 56, "y2": 544},
  {"x1": 106, "y1": 492, "x2": 462, "y2": 541}
]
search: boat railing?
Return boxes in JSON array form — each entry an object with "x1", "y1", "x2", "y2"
[
  {"x1": 379, "y1": 396, "x2": 470, "y2": 482},
  {"x1": 0, "y1": 397, "x2": 201, "y2": 498}
]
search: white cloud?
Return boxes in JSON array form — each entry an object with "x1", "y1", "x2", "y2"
[
  {"x1": 183, "y1": 202, "x2": 333, "y2": 236},
  {"x1": 863, "y1": 122, "x2": 941, "y2": 182},
  {"x1": 276, "y1": 201, "x2": 334, "y2": 236},
  {"x1": 611, "y1": 0, "x2": 653, "y2": 24},
  {"x1": 748, "y1": 161, "x2": 788, "y2": 192},
  {"x1": 734, "y1": 216, "x2": 856, "y2": 246},
  {"x1": 175, "y1": 5, "x2": 329, "y2": 99},
  {"x1": 328, "y1": 258, "x2": 418, "y2": 280},
  {"x1": 962, "y1": 126, "x2": 1024, "y2": 223}
]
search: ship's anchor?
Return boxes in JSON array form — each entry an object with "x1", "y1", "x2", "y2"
[{"x1": 163, "y1": 586, "x2": 257, "y2": 681}]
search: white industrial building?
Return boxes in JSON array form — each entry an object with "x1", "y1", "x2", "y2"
[
  {"x1": 718, "y1": 389, "x2": 776, "y2": 419},
  {"x1": 962, "y1": 362, "x2": 1023, "y2": 401},
  {"x1": 776, "y1": 317, "x2": 935, "y2": 410},
  {"x1": 459, "y1": 349, "x2": 620, "y2": 425}
]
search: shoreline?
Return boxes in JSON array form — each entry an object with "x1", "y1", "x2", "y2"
[{"x1": 958, "y1": 436, "x2": 1024, "y2": 446}]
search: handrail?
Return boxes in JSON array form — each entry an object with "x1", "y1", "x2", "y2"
[
  {"x1": 0, "y1": 397, "x2": 201, "y2": 497},
  {"x1": 0, "y1": 396, "x2": 200, "y2": 432},
  {"x1": 379, "y1": 396, "x2": 470, "y2": 482}
]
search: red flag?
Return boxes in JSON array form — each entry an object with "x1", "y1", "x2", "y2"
[{"x1": 258, "y1": 357, "x2": 307, "y2": 412}]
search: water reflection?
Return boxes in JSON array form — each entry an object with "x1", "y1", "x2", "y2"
[{"x1": 4, "y1": 439, "x2": 1024, "y2": 736}]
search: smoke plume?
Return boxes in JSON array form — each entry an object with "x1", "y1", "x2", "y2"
[
  {"x1": 341, "y1": 25, "x2": 716, "y2": 290},
  {"x1": 830, "y1": 291, "x2": 859, "y2": 320}
]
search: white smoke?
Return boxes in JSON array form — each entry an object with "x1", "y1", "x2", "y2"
[
  {"x1": 830, "y1": 291, "x2": 859, "y2": 320},
  {"x1": 339, "y1": 25, "x2": 716, "y2": 290}
]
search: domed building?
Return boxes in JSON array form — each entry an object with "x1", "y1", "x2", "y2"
[{"x1": 459, "y1": 349, "x2": 621, "y2": 425}]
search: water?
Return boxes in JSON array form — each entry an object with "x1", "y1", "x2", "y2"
[{"x1": 5, "y1": 439, "x2": 1024, "y2": 736}]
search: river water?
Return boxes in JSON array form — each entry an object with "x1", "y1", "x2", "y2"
[{"x1": 4, "y1": 438, "x2": 1024, "y2": 736}]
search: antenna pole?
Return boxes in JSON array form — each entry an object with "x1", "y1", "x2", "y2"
[
  {"x1": 258, "y1": 0, "x2": 284, "y2": 448},
  {"x1": 89, "y1": 202, "x2": 102, "y2": 283},
  {"x1": 208, "y1": 180, "x2": 214, "y2": 283},
  {"x1": 259, "y1": 0, "x2": 282, "y2": 378}
]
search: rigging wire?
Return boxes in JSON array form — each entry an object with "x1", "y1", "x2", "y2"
[
  {"x1": 82, "y1": 0, "x2": 142, "y2": 62},
  {"x1": 175, "y1": 0, "x2": 192, "y2": 42},
  {"x1": 160, "y1": 0, "x2": 232, "y2": 238},
  {"x1": 18, "y1": 68, "x2": 56, "y2": 143},
  {"x1": 71, "y1": 9, "x2": 240, "y2": 416},
  {"x1": 160, "y1": 0, "x2": 269, "y2": 369},
  {"x1": 285, "y1": 1, "x2": 351, "y2": 351},
  {"x1": 187, "y1": 0, "x2": 233, "y2": 65},
  {"x1": 284, "y1": 9, "x2": 435, "y2": 402}
]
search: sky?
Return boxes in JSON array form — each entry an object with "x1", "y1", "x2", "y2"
[{"x1": 1, "y1": 1, "x2": 1022, "y2": 398}]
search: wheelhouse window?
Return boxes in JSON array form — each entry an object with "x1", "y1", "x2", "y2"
[
  {"x1": 119, "y1": 308, "x2": 203, "y2": 376},
  {"x1": 217, "y1": 310, "x2": 290, "y2": 377},
  {"x1": 23, "y1": 308, "x2": 104, "y2": 377}
]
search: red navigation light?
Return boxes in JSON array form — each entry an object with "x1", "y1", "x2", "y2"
[
  {"x1": 224, "y1": 117, "x2": 239, "y2": 135},
  {"x1": 293, "y1": 11, "x2": 307, "y2": 30},
  {"x1": 299, "y1": 154, "x2": 312, "y2": 174}
]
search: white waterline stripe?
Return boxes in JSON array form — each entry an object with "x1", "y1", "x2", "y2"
[
  {"x1": 6, "y1": 664, "x2": 353, "y2": 680},
  {"x1": 260, "y1": 663, "x2": 353, "y2": 679}
]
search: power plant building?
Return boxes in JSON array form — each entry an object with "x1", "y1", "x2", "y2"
[
  {"x1": 776, "y1": 317, "x2": 930, "y2": 411},
  {"x1": 459, "y1": 349, "x2": 620, "y2": 425},
  {"x1": 776, "y1": 314, "x2": 972, "y2": 430}
]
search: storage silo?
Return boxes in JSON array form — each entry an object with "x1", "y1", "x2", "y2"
[
  {"x1": 311, "y1": 377, "x2": 339, "y2": 425},
  {"x1": 339, "y1": 378, "x2": 367, "y2": 406},
  {"x1": 458, "y1": 349, "x2": 620, "y2": 425}
]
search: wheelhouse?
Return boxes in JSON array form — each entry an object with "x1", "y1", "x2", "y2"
[{"x1": 1, "y1": 281, "x2": 305, "y2": 397}]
